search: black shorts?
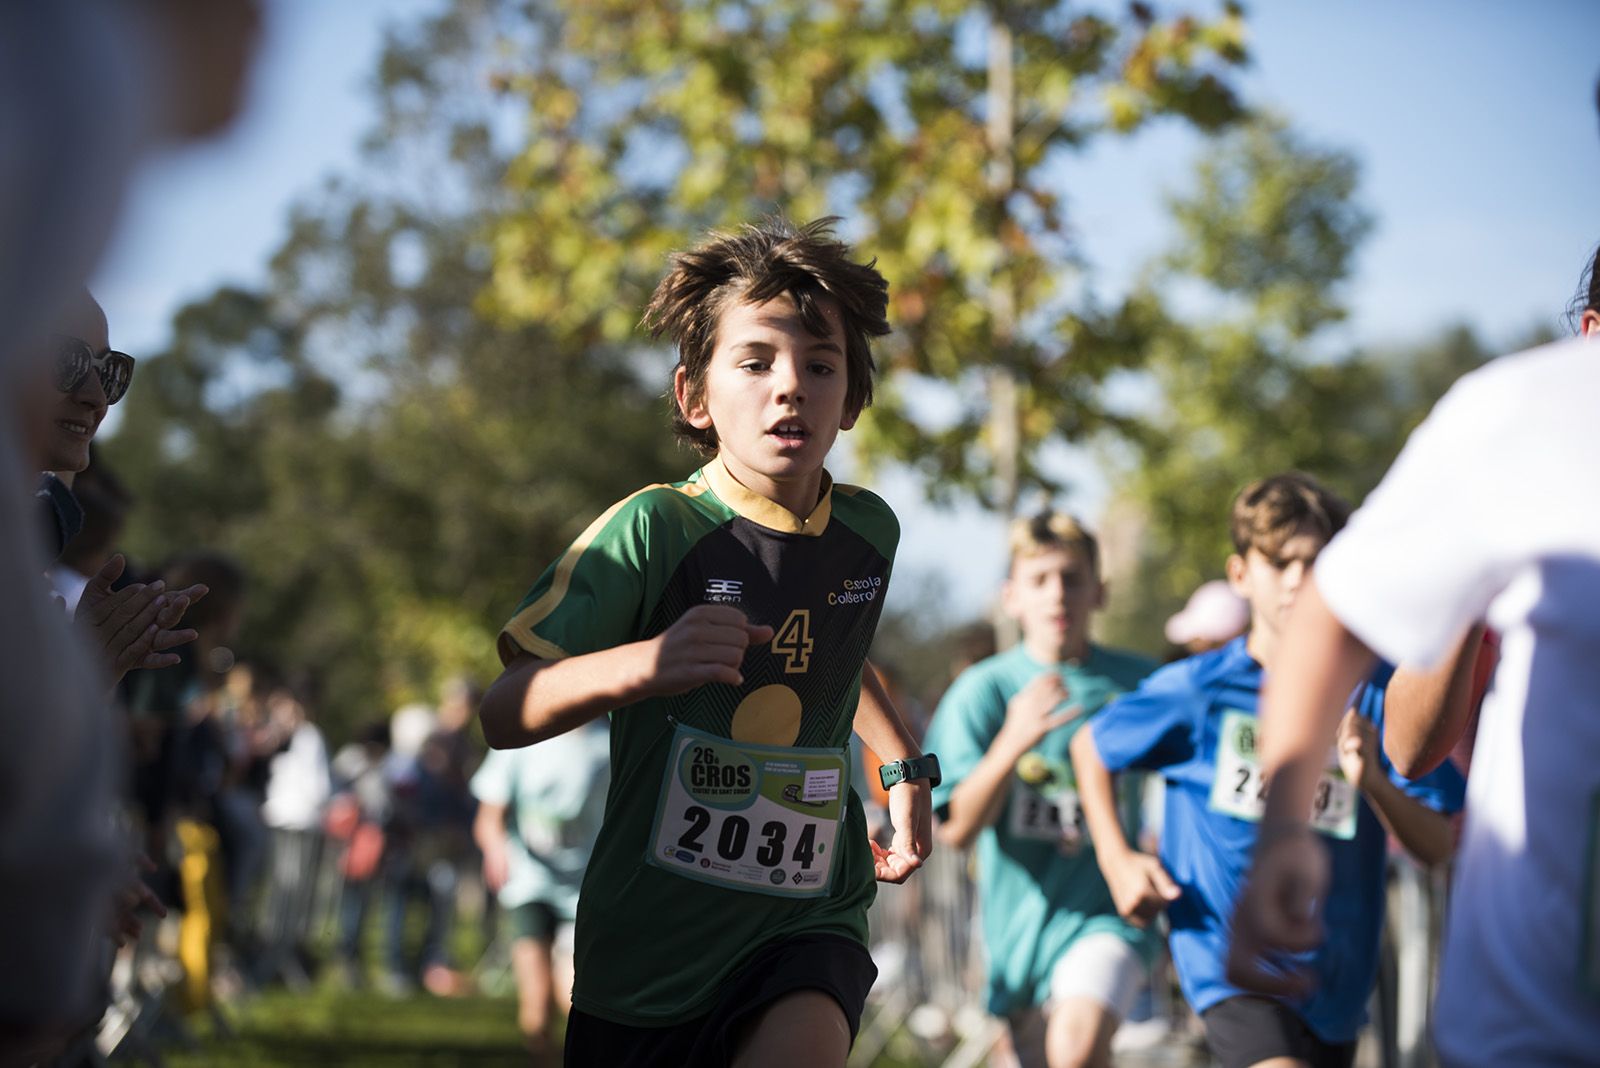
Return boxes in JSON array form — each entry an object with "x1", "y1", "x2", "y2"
[
  {"x1": 563, "y1": 932, "x2": 877, "y2": 1068},
  {"x1": 1202, "y1": 996, "x2": 1357, "y2": 1068},
  {"x1": 506, "y1": 901, "x2": 560, "y2": 944}
]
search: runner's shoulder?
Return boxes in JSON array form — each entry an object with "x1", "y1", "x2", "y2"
[{"x1": 1087, "y1": 644, "x2": 1161, "y2": 687}]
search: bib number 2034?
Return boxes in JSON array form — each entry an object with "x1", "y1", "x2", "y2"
[
  {"x1": 648, "y1": 723, "x2": 847, "y2": 898},
  {"x1": 675, "y1": 806, "x2": 820, "y2": 870}
]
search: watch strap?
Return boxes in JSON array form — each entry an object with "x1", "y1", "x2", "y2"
[{"x1": 879, "y1": 753, "x2": 941, "y2": 790}]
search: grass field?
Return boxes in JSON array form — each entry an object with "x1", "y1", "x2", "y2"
[
  {"x1": 166, "y1": 986, "x2": 547, "y2": 1067},
  {"x1": 159, "y1": 983, "x2": 929, "y2": 1067},
  {"x1": 148, "y1": 895, "x2": 925, "y2": 1066}
]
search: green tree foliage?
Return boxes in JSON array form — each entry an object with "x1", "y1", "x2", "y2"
[
  {"x1": 1098, "y1": 119, "x2": 1506, "y2": 650},
  {"x1": 486, "y1": 0, "x2": 1251, "y2": 508},
  {"x1": 110, "y1": 5, "x2": 683, "y2": 733}
]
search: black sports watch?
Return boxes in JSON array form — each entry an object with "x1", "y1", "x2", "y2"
[{"x1": 879, "y1": 753, "x2": 941, "y2": 790}]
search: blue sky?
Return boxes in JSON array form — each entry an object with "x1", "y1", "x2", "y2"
[{"x1": 94, "y1": 0, "x2": 1600, "y2": 624}]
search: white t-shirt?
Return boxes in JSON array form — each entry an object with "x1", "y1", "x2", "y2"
[
  {"x1": 262, "y1": 723, "x2": 331, "y2": 832},
  {"x1": 1316, "y1": 336, "x2": 1600, "y2": 1066}
]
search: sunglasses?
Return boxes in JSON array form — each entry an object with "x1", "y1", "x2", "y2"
[{"x1": 53, "y1": 336, "x2": 136, "y2": 405}]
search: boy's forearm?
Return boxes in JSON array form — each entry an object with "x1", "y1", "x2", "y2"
[
  {"x1": 1362, "y1": 775, "x2": 1455, "y2": 867},
  {"x1": 1069, "y1": 727, "x2": 1134, "y2": 872},
  {"x1": 480, "y1": 643, "x2": 658, "y2": 749},
  {"x1": 1259, "y1": 577, "x2": 1377, "y2": 830},
  {"x1": 853, "y1": 660, "x2": 921, "y2": 763},
  {"x1": 1382, "y1": 624, "x2": 1485, "y2": 779},
  {"x1": 472, "y1": 802, "x2": 507, "y2": 854},
  {"x1": 941, "y1": 732, "x2": 1029, "y2": 850}
]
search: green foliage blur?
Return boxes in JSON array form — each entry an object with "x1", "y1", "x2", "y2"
[
  {"x1": 484, "y1": 0, "x2": 1251, "y2": 507},
  {"x1": 1096, "y1": 119, "x2": 1541, "y2": 652},
  {"x1": 100, "y1": 1, "x2": 1544, "y2": 734},
  {"x1": 111, "y1": 8, "x2": 685, "y2": 733}
]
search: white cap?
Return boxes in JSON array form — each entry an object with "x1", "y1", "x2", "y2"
[{"x1": 1165, "y1": 580, "x2": 1249, "y2": 646}]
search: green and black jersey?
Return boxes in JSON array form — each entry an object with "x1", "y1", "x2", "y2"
[{"x1": 499, "y1": 457, "x2": 899, "y2": 1026}]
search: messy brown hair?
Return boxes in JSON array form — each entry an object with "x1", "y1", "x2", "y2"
[
  {"x1": 643, "y1": 217, "x2": 890, "y2": 455},
  {"x1": 1229, "y1": 472, "x2": 1351, "y2": 559}
]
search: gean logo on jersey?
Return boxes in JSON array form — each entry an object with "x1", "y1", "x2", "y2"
[{"x1": 704, "y1": 578, "x2": 743, "y2": 604}]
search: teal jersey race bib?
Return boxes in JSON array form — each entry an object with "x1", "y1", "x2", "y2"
[{"x1": 1008, "y1": 753, "x2": 1087, "y2": 855}]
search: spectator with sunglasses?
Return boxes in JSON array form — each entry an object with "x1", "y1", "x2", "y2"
[
  {"x1": 30, "y1": 288, "x2": 134, "y2": 546},
  {"x1": 31, "y1": 295, "x2": 132, "y2": 559},
  {"x1": 19, "y1": 288, "x2": 206, "y2": 687}
]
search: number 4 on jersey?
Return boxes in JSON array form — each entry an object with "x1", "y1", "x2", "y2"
[{"x1": 772, "y1": 609, "x2": 814, "y2": 674}]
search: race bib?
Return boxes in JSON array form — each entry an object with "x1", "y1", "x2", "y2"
[
  {"x1": 1008, "y1": 753, "x2": 1086, "y2": 854},
  {"x1": 1209, "y1": 710, "x2": 1358, "y2": 841},
  {"x1": 646, "y1": 722, "x2": 847, "y2": 898}
]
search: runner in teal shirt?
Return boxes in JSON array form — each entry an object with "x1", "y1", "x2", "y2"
[{"x1": 924, "y1": 512, "x2": 1158, "y2": 1068}]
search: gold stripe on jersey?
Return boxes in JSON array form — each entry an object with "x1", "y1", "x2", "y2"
[
  {"x1": 701, "y1": 456, "x2": 832, "y2": 536},
  {"x1": 498, "y1": 479, "x2": 711, "y2": 664}
]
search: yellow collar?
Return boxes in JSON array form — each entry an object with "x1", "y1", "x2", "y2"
[{"x1": 701, "y1": 456, "x2": 832, "y2": 536}]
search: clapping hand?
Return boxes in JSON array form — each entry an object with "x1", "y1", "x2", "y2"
[{"x1": 76, "y1": 554, "x2": 208, "y2": 684}]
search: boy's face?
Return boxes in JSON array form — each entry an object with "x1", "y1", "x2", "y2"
[
  {"x1": 24, "y1": 293, "x2": 111, "y2": 474},
  {"x1": 1226, "y1": 526, "x2": 1327, "y2": 641},
  {"x1": 1002, "y1": 545, "x2": 1105, "y2": 660},
  {"x1": 675, "y1": 292, "x2": 857, "y2": 510}
]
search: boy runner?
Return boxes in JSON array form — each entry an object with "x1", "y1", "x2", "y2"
[
  {"x1": 479, "y1": 218, "x2": 935, "y2": 1068},
  {"x1": 472, "y1": 717, "x2": 609, "y2": 1057},
  {"x1": 923, "y1": 512, "x2": 1158, "y2": 1068},
  {"x1": 1070, "y1": 473, "x2": 1468, "y2": 1068}
]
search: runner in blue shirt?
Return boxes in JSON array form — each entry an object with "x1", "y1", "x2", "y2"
[{"x1": 1070, "y1": 473, "x2": 1469, "y2": 1068}]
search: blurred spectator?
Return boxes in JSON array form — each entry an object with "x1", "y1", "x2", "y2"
[
  {"x1": 948, "y1": 620, "x2": 999, "y2": 680},
  {"x1": 414, "y1": 678, "x2": 483, "y2": 995},
  {"x1": 329, "y1": 720, "x2": 394, "y2": 988},
  {"x1": 256, "y1": 686, "x2": 331, "y2": 989},
  {"x1": 427, "y1": 676, "x2": 484, "y2": 791},
  {"x1": 0, "y1": 2, "x2": 257, "y2": 1057},
  {"x1": 378, "y1": 703, "x2": 447, "y2": 996},
  {"x1": 125, "y1": 552, "x2": 246, "y2": 1013},
  {"x1": 18, "y1": 290, "x2": 204, "y2": 689},
  {"x1": 48, "y1": 448, "x2": 134, "y2": 613},
  {"x1": 5, "y1": 290, "x2": 198, "y2": 1062},
  {"x1": 211, "y1": 665, "x2": 272, "y2": 957}
]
